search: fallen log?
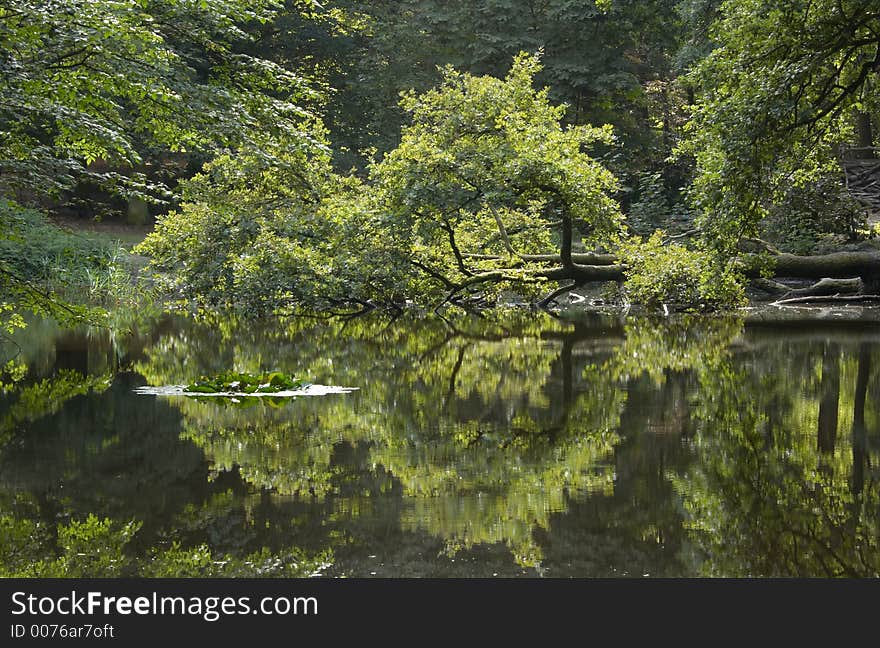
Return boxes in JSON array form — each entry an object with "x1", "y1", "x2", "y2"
[
  {"x1": 537, "y1": 251, "x2": 880, "y2": 286},
  {"x1": 781, "y1": 277, "x2": 863, "y2": 298},
  {"x1": 453, "y1": 249, "x2": 880, "y2": 300},
  {"x1": 749, "y1": 251, "x2": 880, "y2": 280},
  {"x1": 537, "y1": 263, "x2": 625, "y2": 282},
  {"x1": 468, "y1": 249, "x2": 880, "y2": 281},
  {"x1": 769, "y1": 294, "x2": 880, "y2": 306}
]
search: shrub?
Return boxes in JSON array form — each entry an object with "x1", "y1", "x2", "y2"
[{"x1": 617, "y1": 231, "x2": 746, "y2": 310}]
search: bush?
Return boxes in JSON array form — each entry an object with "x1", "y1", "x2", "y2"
[{"x1": 617, "y1": 231, "x2": 746, "y2": 310}]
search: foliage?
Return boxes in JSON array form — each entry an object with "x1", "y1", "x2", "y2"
[
  {"x1": 0, "y1": 510, "x2": 331, "y2": 577},
  {"x1": 7, "y1": 0, "x2": 878, "y2": 323},
  {"x1": 371, "y1": 52, "x2": 622, "y2": 301},
  {"x1": 184, "y1": 371, "x2": 308, "y2": 394},
  {"x1": 319, "y1": 0, "x2": 689, "y2": 176},
  {"x1": 0, "y1": 0, "x2": 322, "y2": 203},
  {"x1": 626, "y1": 172, "x2": 670, "y2": 236},
  {"x1": 0, "y1": 200, "x2": 149, "y2": 327},
  {"x1": 674, "y1": 0, "x2": 723, "y2": 74},
  {"x1": 135, "y1": 148, "x2": 389, "y2": 314},
  {"x1": 0, "y1": 0, "x2": 324, "y2": 327},
  {"x1": 617, "y1": 231, "x2": 745, "y2": 309},
  {"x1": 138, "y1": 53, "x2": 624, "y2": 311},
  {"x1": 681, "y1": 0, "x2": 880, "y2": 254},
  {"x1": 759, "y1": 172, "x2": 866, "y2": 254},
  {"x1": 626, "y1": 171, "x2": 696, "y2": 237}
]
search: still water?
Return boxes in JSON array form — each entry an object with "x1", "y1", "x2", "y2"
[{"x1": 1, "y1": 309, "x2": 879, "y2": 577}]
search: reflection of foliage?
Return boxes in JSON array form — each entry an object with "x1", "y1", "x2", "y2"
[
  {"x1": 6, "y1": 310, "x2": 880, "y2": 576},
  {"x1": 179, "y1": 410, "x2": 339, "y2": 498},
  {"x1": 0, "y1": 370, "x2": 110, "y2": 445},
  {"x1": 605, "y1": 315, "x2": 742, "y2": 385},
  {"x1": 0, "y1": 507, "x2": 330, "y2": 578},
  {"x1": 394, "y1": 433, "x2": 618, "y2": 568},
  {"x1": 145, "y1": 544, "x2": 331, "y2": 578},
  {"x1": 133, "y1": 312, "x2": 651, "y2": 567},
  {"x1": 673, "y1": 342, "x2": 880, "y2": 576}
]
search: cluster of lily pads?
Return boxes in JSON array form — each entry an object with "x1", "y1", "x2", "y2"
[{"x1": 183, "y1": 371, "x2": 309, "y2": 394}]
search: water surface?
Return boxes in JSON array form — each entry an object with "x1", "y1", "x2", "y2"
[{"x1": 2, "y1": 309, "x2": 879, "y2": 577}]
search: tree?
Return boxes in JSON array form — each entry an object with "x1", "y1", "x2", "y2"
[
  {"x1": 312, "y1": 0, "x2": 689, "y2": 175},
  {"x1": 0, "y1": 0, "x2": 321, "y2": 202},
  {"x1": 0, "y1": 0, "x2": 327, "y2": 324},
  {"x1": 371, "y1": 52, "x2": 624, "y2": 305},
  {"x1": 682, "y1": 0, "x2": 880, "y2": 254},
  {"x1": 139, "y1": 53, "x2": 627, "y2": 311}
]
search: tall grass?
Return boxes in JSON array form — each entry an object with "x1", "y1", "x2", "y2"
[{"x1": 0, "y1": 199, "x2": 158, "y2": 325}]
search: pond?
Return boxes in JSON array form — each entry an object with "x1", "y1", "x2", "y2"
[{"x1": 1, "y1": 308, "x2": 879, "y2": 577}]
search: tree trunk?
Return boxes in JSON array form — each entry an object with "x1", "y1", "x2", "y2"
[
  {"x1": 537, "y1": 263, "x2": 625, "y2": 282},
  {"x1": 855, "y1": 111, "x2": 875, "y2": 158},
  {"x1": 748, "y1": 251, "x2": 880, "y2": 281},
  {"x1": 535, "y1": 250, "x2": 880, "y2": 285},
  {"x1": 851, "y1": 344, "x2": 870, "y2": 495},
  {"x1": 817, "y1": 344, "x2": 840, "y2": 455},
  {"x1": 779, "y1": 277, "x2": 863, "y2": 298},
  {"x1": 453, "y1": 248, "x2": 880, "y2": 303}
]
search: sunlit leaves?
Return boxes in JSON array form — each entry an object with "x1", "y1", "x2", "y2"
[
  {"x1": 681, "y1": 0, "x2": 880, "y2": 252},
  {"x1": 139, "y1": 52, "x2": 624, "y2": 311},
  {"x1": 617, "y1": 230, "x2": 746, "y2": 309},
  {"x1": 0, "y1": 0, "x2": 319, "y2": 200},
  {"x1": 371, "y1": 52, "x2": 623, "y2": 302}
]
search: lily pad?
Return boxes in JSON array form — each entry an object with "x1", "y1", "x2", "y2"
[
  {"x1": 134, "y1": 372, "x2": 357, "y2": 401},
  {"x1": 182, "y1": 371, "x2": 308, "y2": 394}
]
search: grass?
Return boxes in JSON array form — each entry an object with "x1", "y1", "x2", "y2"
[{"x1": 1, "y1": 200, "x2": 159, "y2": 321}]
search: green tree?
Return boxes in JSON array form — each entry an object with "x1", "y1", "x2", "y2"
[
  {"x1": 0, "y1": 0, "x2": 321, "y2": 201},
  {"x1": 321, "y1": 0, "x2": 689, "y2": 170},
  {"x1": 0, "y1": 0, "x2": 328, "y2": 323},
  {"x1": 371, "y1": 52, "x2": 623, "y2": 305},
  {"x1": 139, "y1": 53, "x2": 625, "y2": 311},
  {"x1": 682, "y1": 0, "x2": 879, "y2": 254}
]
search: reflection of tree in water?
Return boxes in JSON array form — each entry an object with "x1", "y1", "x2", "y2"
[
  {"x1": 674, "y1": 333, "x2": 880, "y2": 577},
  {"x1": 0, "y1": 335, "x2": 331, "y2": 576},
  {"x1": 132, "y1": 312, "x2": 745, "y2": 571},
  {"x1": 4, "y1": 311, "x2": 879, "y2": 576}
]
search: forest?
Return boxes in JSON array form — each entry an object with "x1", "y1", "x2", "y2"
[
  {"x1": 2, "y1": 1, "x2": 880, "y2": 582},
  {"x1": 2, "y1": 0, "x2": 880, "y2": 322}
]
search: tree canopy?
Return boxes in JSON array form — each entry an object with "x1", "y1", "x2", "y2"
[
  {"x1": 0, "y1": 0, "x2": 323, "y2": 201},
  {"x1": 139, "y1": 53, "x2": 627, "y2": 312},
  {"x1": 0, "y1": 0, "x2": 327, "y2": 325},
  {"x1": 682, "y1": 0, "x2": 880, "y2": 252}
]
